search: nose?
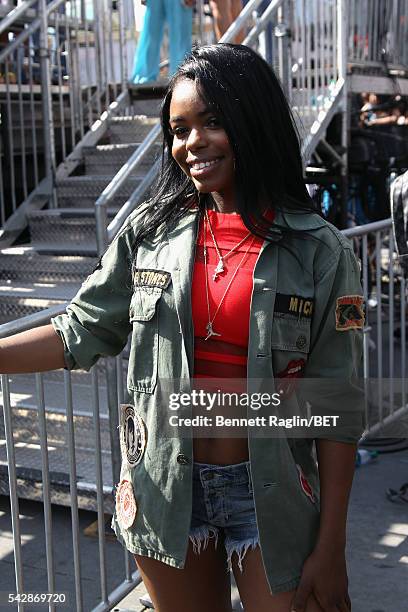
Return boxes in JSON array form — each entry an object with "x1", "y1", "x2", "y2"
[{"x1": 186, "y1": 127, "x2": 206, "y2": 150}]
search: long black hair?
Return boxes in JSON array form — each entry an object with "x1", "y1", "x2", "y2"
[{"x1": 132, "y1": 43, "x2": 318, "y2": 249}]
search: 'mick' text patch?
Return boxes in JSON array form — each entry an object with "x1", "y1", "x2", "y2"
[{"x1": 275, "y1": 294, "x2": 314, "y2": 318}]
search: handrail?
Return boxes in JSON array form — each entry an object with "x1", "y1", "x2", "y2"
[
  {"x1": 95, "y1": 122, "x2": 161, "y2": 254},
  {"x1": 0, "y1": 304, "x2": 66, "y2": 338},
  {"x1": 0, "y1": 216, "x2": 395, "y2": 337},
  {"x1": 219, "y1": 0, "x2": 264, "y2": 43},
  {"x1": 106, "y1": 158, "x2": 161, "y2": 241},
  {"x1": 243, "y1": 0, "x2": 284, "y2": 46},
  {"x1": 343, "y1": 218, "x2": 392, "y2": 238},
  {"x1": 0, "y1": 0, "x2": 37, "y2": 36}
]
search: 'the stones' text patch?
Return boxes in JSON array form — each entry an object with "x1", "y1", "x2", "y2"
[
  {"x1": 275, "y1": 294, "x2": 314, "y2": 318},
  {"x1": 335, "y1": 295, "x2": 364, "y2": 331},
  {"x1": 133, "y1": 269, "x2": 171, "y2": 289}
]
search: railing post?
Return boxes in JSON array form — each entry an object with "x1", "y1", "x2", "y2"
[
  {"x1": 93, "y1": 0, "x2": 103, "y2": 115},
  {"x1": 275, "y1": 1, "x2": 292, "y2": 98},
  {"x1": 95, "y1": 204, "x2": 122, "y2": 487},
  {"x1": 337, "y1": 0, "x2": 349, "y2": 229},
  {"x1": 118, "y1": 0, "x2": 127, "y2": 91},
  {"x1": 196, "y1": 0, "x2": 205, "y2": 44},
  {"x1": 39, "y1": 0, "x2": 57, "y2": 207}
]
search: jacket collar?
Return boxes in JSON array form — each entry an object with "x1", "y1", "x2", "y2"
[{"x1": 186, "y1": 204, "x2": 325, "y2": 229}]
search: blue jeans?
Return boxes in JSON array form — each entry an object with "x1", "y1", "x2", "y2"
[
  {"x1": 131, "y1": 0, "x2": 193, "y2": 84},
  {"x1": 189, "y1": 461, "x2": 259, "y2": 572}
]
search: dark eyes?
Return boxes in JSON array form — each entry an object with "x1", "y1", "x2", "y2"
[{"x1": 169, "y1": 116, "x2": 221, "y2": 137}]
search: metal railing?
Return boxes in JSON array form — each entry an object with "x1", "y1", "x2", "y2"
[
  {"x1": 344, "y1": 218, "x2": 407, "y2": 440},
  {"x1": 0, "y1": 0, "x2": 137, "y2": 234},
  {"x1": 349, "y1": 0, "x2": 408, "y2": 69}
]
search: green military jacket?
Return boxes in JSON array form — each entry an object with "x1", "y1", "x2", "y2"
[{"x1": 52, "y1": 202, "x2": 364, "y2": 594}]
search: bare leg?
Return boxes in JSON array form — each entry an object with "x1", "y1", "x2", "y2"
[
  {"x1": 209, "y1": 0, "x2": 233, "y2": 41},
  {"x1": 231, "y1": 545, "x2": 324, "y2": 612},
  {"x1": 134, "y1": 537, "x2": 233, "y2": 612},
  {"x1": 230, "y1": 0, "x2": 245, "y2": 44}
]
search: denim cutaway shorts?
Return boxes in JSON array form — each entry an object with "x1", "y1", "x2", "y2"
[{"x1": 189, "y1": 460, "x2": 259, "y2": 573}]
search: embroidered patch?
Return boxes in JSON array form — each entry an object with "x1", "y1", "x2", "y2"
[
  {"x1": 133, "y1": 268, "x2": 171, "y2": 289},
  {"x1": 275, "y1": 294, "x2": 314, "y2": 318},
  {"x1": 296, "y1": 464, "x2": 315, "y2": 503},
  {"x1": 120, "y1": 404, "x2": 147, "y2": 468},
  {"x1": 335, "y1": 295, "x2": 364, "y2": 331},
  {"x1": 116, "y1": 480, "x2": 137, "y2": 529},
  {"x1": 276, "y1": 359, "x2": 305, "y2": 398}
]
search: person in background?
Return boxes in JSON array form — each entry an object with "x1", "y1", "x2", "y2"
[
  {"x1": 209, "y1": 0, "x2": 243, "y2": 42},
  {"x1": 130, "y1": 0, "x2": 195, "y2": 84}
]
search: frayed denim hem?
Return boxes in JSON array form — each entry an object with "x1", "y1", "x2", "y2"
[
  {"x1": 225, "y1": 536, "x2": 259, "y2": 573},
  {"x1": 189, "y1": 525, "x2": 219, "y2": 555}
]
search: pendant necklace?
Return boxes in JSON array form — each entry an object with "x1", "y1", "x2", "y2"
[
  {"x1": 203, "y1": 213, "x2": 256, "y2": 340},
  {"x1": 205, "y1": 208, "x2": 252, "y2": 281}
]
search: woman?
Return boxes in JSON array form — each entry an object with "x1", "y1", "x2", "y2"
[{"x1": 1, "y1": 45, "x2": 364, "y2": 611}]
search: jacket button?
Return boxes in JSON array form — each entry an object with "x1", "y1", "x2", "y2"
[
  {"x1": 296, "y1": 335, "x2": 307, "y2": 350},
  {"x1": 177, "y1": 453, "x2": 190, "y2": 465}
]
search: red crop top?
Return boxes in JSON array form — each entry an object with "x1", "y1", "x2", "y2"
[{"x1": 191, "y1": 209, "x2": 269, "y2": 379}]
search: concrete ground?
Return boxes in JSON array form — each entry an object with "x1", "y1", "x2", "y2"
[{"x1": 0, "y1": 447, "x2": 407, "y2": 612}]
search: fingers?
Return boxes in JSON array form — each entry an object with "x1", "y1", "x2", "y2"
[
  {"x1": 337, "y1": 598, "x2": 351, "y2": 612},
  {"x1": 290, "y1": 582, "x2": 312, "y2": 611}
]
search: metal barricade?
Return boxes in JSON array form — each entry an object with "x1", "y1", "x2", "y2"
[
  {"x1": 349, "y1": 0, "x2": 408, "y2": 69},
  {"x1": 344, "y1": 218, "x2": 407, "y2": 439},
  {"x1": 0, "y1": 311, "x2": 139, "y2": 611}
]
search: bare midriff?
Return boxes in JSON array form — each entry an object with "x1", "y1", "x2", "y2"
[
  {"x1": 190, "y1": 210, "x2": 274, "y2": 465},
  {"x1": 193, "y1": 339, "x2": 250, "y2": 465}
]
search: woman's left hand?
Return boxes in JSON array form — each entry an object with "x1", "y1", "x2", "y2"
[
  {"x1": 290, "y1": 547, "x2": 351, "y2": 611},
  {"x1": 182, "y1": 0, "x2": 195, "y2": 7}
]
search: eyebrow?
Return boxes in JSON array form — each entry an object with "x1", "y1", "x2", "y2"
[{"x1": 169, "y1": 108, "x2": 213, "y2": 122}]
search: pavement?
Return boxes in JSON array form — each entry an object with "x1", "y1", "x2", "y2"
[{"x1": 0, "y1": 447, "x2": 407, "y2": 612}]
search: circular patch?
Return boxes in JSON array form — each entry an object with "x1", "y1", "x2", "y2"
[
  {"x1": 122, "y1": 405, "x2": 147, "y2": 468},
  {"x1": 116, "y1": 480, "x2": 137, "y2": 529}
]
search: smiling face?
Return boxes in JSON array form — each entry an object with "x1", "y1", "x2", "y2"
[{"x1": 169, "y1": 78, "x2": 235, "y2": 209}]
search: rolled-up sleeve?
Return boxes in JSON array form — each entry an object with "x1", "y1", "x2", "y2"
[
  {"x1": 51, "y1": 226, "x2": 134, "y2": 371},
  {"x1": 303, "y1": 243, "x2": 365, "y2": 443}
]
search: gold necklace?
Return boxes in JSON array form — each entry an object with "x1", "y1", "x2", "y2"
[
  {"x1": 204, "y1": 208, "x2": 252, "y2": 281},
  {"x1": 203, "y1": 214, "x2": 256, "y2": 340}
]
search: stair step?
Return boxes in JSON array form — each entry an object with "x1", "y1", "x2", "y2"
[
  {"x1": 107, "y1": 115, "x2": 159, "y2": 144},
  {"x1": 83, "y1": 142, "x2": 161, "y2": 176},
  {"x1": 28, "y1": 208, "x2": 117, "y2": 250},
  {"x1": 0, "y1": 281, "x2": 80, "y2": 301},
  {"x1": 0, "y1": 248, "x2": 97, "y2": 283},
  {"x1": 56, "y1": 175, "x2": 142, "y2": 208},
  {"x1": 0, "y1": 361, "x2": 129, "y2": 511},
  {"x1": 0, "y1": 401, "x2": 115, "y2": 511},
  {"x1": 0, "y1": 294, "x2": 67, "y2": 324}
]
